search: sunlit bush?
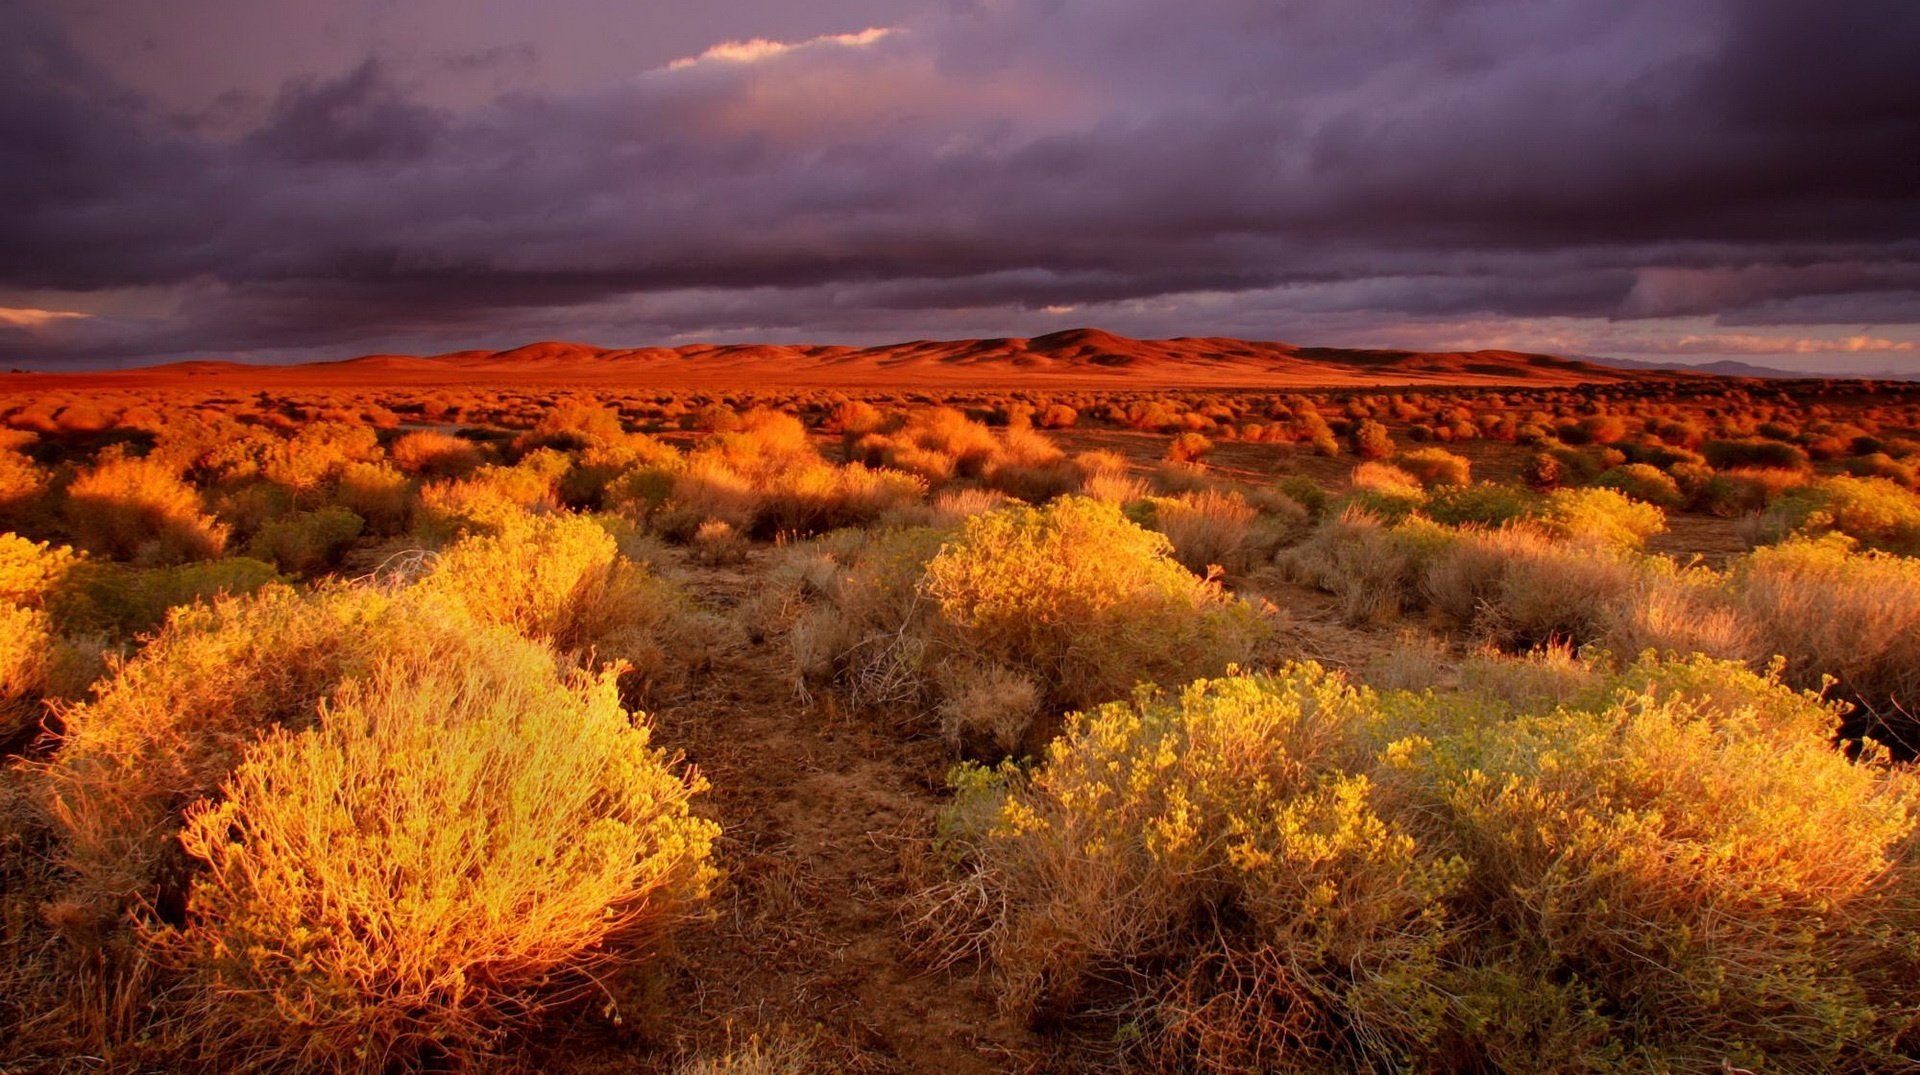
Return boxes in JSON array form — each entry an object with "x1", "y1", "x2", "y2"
[
  {"x1": 1748, "y1": 475, "x2": 1920, "y2": 556},
  {"x1": 1731, "y1": 535, "x2": 1920, "y2": 737},
  {"x1": 921, "y1": 496, "x2": 1265, "y2": 711},
  {"x1": 923, "y1": 667, "x2": 1455, "y2": 1072},
  {"x1": 416, "y1": 512, "x2": 723, "y2": 699},
  {"x1": 163, "y1": 635, "x2": 716, "y2": 1070},
  {"x1": 1392, "y1": 447, "x2": 1471, "y2": 488},
  {"x1": 38, "y1": 584, "x2": 395, "y2": 927},
  {"x1": 64, "y1": 453, "x2": 230, "y2": 564},
  {"x1": 1593, "y1": 462, "x2": 1685, "y2": 509},
  {"x1": 389, "y1": 429, "x2": 484, "y2": 478},
  {"x1": 1536, "y1": 486, "x2": 1665, "y2": 549},
  {"x1": 927, "y1": 657, "x2": 1920, "y2": 1072},
  {"x1": 1386, "y1": 655, "x2": 1920, "y2": 1071}
]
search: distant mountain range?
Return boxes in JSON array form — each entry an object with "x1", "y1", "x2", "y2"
[
  {"x1": 9, "y1": 329, "x2": 1712, "y2": 390},
  {"x1": 1581, "y1": 354, "x2": 1918, "y2": 381}
]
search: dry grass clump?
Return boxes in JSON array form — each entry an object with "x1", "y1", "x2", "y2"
[
  {"x1": 925, "y1": 656, "x2": 1920, "y2": 1073},
  {"x1": 1416, "y1": 524, "x2": 1647, "y2": 649},
  {"x1": 1141, "y1": 488, "x2": 1275, "y2": 575},
  {"x1": 1731, "y1": 535, "x2": 1920, "y2": 741},
  {"x1": 65, "y1": 453, "x2": 230, "y2": 564},
  {"x1": 159, "y1": 635, "x2": 717, "y2": 1071},
  {"x1": 1280, "y1": 508, "x2": 1428, "y2": 624}
]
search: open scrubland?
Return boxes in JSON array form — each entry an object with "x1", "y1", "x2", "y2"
[{"x1": 6, "y1": 363, "x2": 1920, "y2": 1073}]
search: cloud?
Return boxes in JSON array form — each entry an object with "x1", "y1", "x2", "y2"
[
  {"x1": 665, "y1": 26, "x2": 894, "y2": 71},
  {"x1": 0, "y1": 307, "x2": 88, "y2": 328},
  {"x1": 0, "y1": 0, "x2": 1915, "y2": 366}
]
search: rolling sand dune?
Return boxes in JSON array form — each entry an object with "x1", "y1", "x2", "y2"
[{"x1": 2, "y1": 327, "x2": 1691, "y2": 392}]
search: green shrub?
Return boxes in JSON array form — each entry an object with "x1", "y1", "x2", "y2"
[
  {"x1": 1536, "y1": 487, "x2": 1665, "y2": 549},
  {"x1": 1703, "y1": 438, "x2": 1811, "y2": 471},
  {"x1": 1593, "y1": 463, "x2": 1685, "y2": 509},
  {"x1": 1392, "y1": 447, "x2": 1471, "y2": 488},
  {"x1": 1423, "y1": 482, "x2": 1540, "y2": 527},
  {"x1": 1749, "y1": 476, "x2": 1920, "y2": 556},
  {"x1": 246, "y1": 507, "x2": 366, "y2": 575}
]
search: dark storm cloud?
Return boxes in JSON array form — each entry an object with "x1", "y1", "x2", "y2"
[{"x1": 2, "y1": 0, "x2": 1917, "y2": 365}]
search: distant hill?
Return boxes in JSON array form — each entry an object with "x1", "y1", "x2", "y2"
[
  {"x1": 1579, "y1": 355, "x2": 1804, "y2": 379},
  {"x1": 7, "y1": 329, "x2": 1704, "y2": 391},
  {"x1": 1581, "y1": 354, "x2": 1919, "y2": 382}
]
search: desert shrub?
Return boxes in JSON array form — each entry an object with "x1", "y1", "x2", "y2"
[
  {"x1": 419, "y1": 512, "x2": 725, "y2": 703},
  {"x1": 1166, "y1": 431, "x2": 1214, "y2": 464},
  {"x1": 935, "y1": 663, "x2": 1042, "y2": 758},
  {"x1": 1345, "y1": 462, "x2": 1427, "y2": 520},
  {"x1": 48, "y1": 556, "x2": 282, "y2": 641},
  {"x1": 1747, "y1": 475, "x2": 1920, "y2": 556},
  {"x1": 1593, "y1": 463, "x2": 1685, "y2": 509},
  {"x1": 1349, "y1": 419, "x2": 1393, "y2": 459},
  {"x1": 1422, "y1": 482, "x2": 1540, "y2": 527},
  {"x1": 245, "y1": 507, "x2": 366, "y2": 575},
  {"x1": 1536, "y1": 486, "x2": 1665, "y2": 549},
  {"x1": 1731, "y1": 536, "x2": 1920, "y2": 743},
  {"x1": 660, "y1": 412, "x2": 924, "y2": 538},
  {"x1": 37, "y1": 584, "x2": 397, "y2": 928},
  {"x1": 65, "y1": 453, "x2": 229, "y2": 564},
  {"x1": 920, "y1": 497, "x2": 1265, "y2": 711},
  {"x1": 1417, "y1": 525, "x2": 1644, "y2": 649},
  {"x1": 1843, "y1": 452, "x2": 1918, "y2": 488},
  {"x1": 927, "y1": 658, "x2": 1920, "y2": 1073},
  {"x1": 262, "y1": 422, "x2": 382, "y2": 493},
  {"x1": 986, "y1": 425, "x2": 1081, "y2": 501},
  {"x1": 1703, "y1": 438, "x2": 1811, "y2": 471},
  {"x1": 1280, "y1": 510, "x2": 1442, "y2": 625},
  {"x1": 1385, "y1": 656, "x2": 1920, "y2": 1071},
  {"x1": 415, "y1": 451, "x2": 570, "y2": 537},
  {"x1": 923, "y1": 667, "x2": 1458, "y2": 1072},
  {"x1": 1144, "y1": 489, "x2": 1260, "y2": 575},
  {"x1": 1392, "y1": 448, "x2": 1471, "y2": 488},
  {"x1": 852, "y1": 408, "x2": 1000, "y2": 483},
  {"x1": 388, "y1": 429, "x2": 483, "y2": 477},
  {"x1": 0, "y1": 447, "x2": 48, "y2": 522},
  {"x1": 161, "y1": 636, "x2": 717, "y2": 1070},
  {"x1": 330, "y1": 461, "x2": 411, "y2": 536},
  {"x1": 1696, "y1": 466, "x2": 1809, "y2": 517}
]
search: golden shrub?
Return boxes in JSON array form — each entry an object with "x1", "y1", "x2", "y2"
[
  {"x1": 64, "y1": 453, "x2": 229, "y2": 564},
  {"x1": 925, "y1": 666, "x2": 1458, "y2": 1072},
  {"x1": 921, "y1": 496, "x2": 1265, "y2": 710},
  {"x1": 37, "y1": 584, "x2": 395, "y2": 926},
  {"x1": 164, "y1": 636, "x2": 716, "y2": 1070}
]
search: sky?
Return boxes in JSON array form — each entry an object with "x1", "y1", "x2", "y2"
[{"x1": 2, "y1": 0, "x2": 1917, "y2": 372}]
